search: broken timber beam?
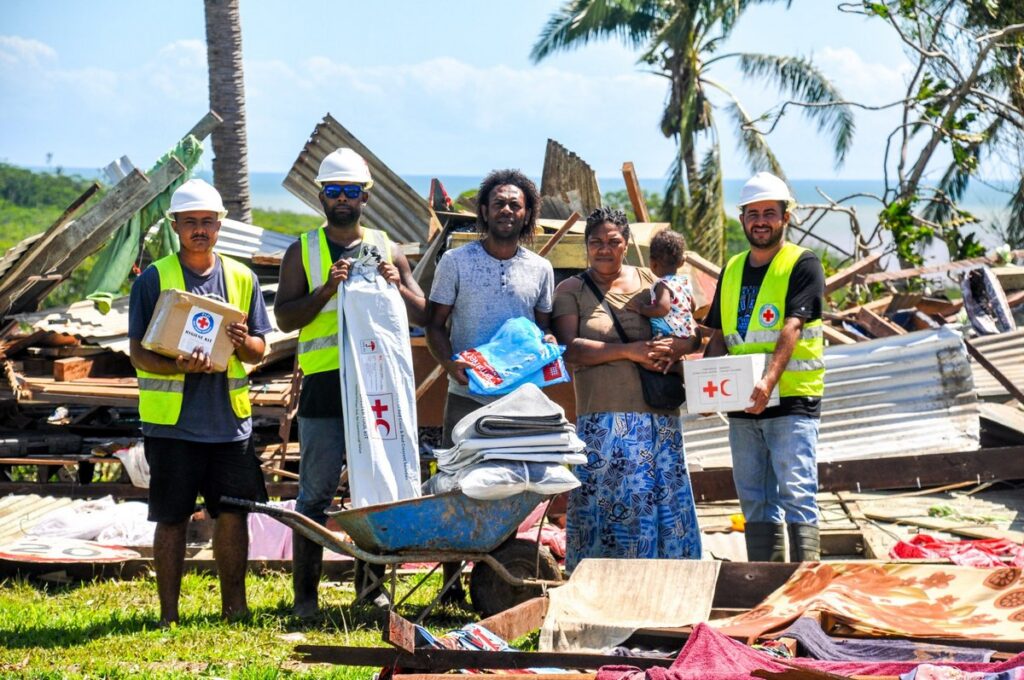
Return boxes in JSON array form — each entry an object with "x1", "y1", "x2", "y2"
[
  {"x1": 620, "y1": 162, "x2": 651, "y2": 223},
  {"x1": 862, "y1": 250, "x2": 1024, "y2": 285},
  {"x1": 854, "y1": 308, "x2": 906, "y2": 337},
  {"x1": 690, "y1": 446, "x2": 1024, "y2": 503},
  {"x1": 824, "y1": 253, "x2": 882, "y2": 295},
  {"x1": 293, "y1": 645, "x2": 674, "y2": 671}
]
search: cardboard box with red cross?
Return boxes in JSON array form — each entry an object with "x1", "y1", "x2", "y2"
[{"x1": 683, "y1": 354, "x2": 780, "y2": 414}]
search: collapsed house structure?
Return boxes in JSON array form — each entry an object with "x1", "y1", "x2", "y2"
[{"x1": 1, "y1": 110, "x2": 1023, "y2": 675}]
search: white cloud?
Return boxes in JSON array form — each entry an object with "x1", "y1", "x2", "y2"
[
  {"x1": 0, "y1": 35, "x2": 57, "y2": 67},
  {"x1": 816, "y1": 46, "x2": 912, "y2": 103}
]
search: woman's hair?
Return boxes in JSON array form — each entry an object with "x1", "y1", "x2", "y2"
[
  {"x1": 477, "y1": 169, "x2": 540, "y2": 243},
  {"x1": 649, "y1": 229, "x2": 687, "y2": 268},
  {"x1": 584, "y1": 206, "x2": 631, "y2": 241}
]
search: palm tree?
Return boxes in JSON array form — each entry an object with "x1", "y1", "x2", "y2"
[
  {"x1": 204, "y1": 0, "x2": 252, "y2": 223},
  {"x1": 531, "y1": 0, "x2": 854, "y2": 263}
]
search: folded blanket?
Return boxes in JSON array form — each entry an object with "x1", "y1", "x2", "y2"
[{"x1": 474, "y1": 414, "x2": 571, "y2": 438}]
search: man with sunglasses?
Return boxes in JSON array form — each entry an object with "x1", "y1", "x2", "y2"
[{"x1": 275, "y1": 148, "x2": 427, "y2": 617}]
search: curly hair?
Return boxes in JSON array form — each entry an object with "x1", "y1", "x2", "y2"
[
  {"x1": 476, "y1": 169, "x2": 539, "y2": 243},
  {"x1": 584, "y1": 206, "x2": 631, "y2": 241},
  {"x1": 649, "y1": 229, "x2": 687, "y2": 268}
]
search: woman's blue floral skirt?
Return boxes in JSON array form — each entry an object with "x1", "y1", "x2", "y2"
[{"x1": 566, "y1": 411, "x2": 703, "y2": 571}]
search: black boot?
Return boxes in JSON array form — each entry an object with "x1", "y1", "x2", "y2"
[
  {"x1": 788, "y1": 523, "x2": 821, "y2": 562},
  {"x1": 292, "y1": 531, "x2": 323, "y2": 618},
  {"x1": 354, "y1": 560, "x2": 390, "y2": 608},
  {"x1": 744, "y1": 522, "x2": 786, "y2": 562}
]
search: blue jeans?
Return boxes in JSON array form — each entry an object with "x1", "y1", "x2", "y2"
[
  {"x1": 296, "y1": 416, "x2": 345, "y2": 526},
  {"x1": 728, "y1": 415, "x2": 819, "y2": 525}
]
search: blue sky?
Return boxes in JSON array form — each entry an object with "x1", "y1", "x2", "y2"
[{"x1": 1, "y1": 1, "x2": 918, "y2": 180}]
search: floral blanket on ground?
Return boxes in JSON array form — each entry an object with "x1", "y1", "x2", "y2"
[{"x1": 713, "y1": 562, "x2": 1024, "y2": 642}]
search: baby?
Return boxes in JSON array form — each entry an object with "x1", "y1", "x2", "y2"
[{"x1": 629, "y1": 229, "x2": 697, "y2": 339}]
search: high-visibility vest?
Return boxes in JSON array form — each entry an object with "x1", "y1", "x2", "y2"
[
  {"x1": 136, "y1": 254, "x2": 254, "y2": 425},
  {"x1": 720, "y1": 242, "x2": 825, "y2": 397},
  {"x1": 297, "y1": 227, "x2": 392, "y2": 376}
]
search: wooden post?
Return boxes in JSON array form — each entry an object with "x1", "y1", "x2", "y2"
[
  {"x1": 620, "y1": 162, "x2": 651, "y2": 223},
  {"x1": 537, "y1": 212, "x2": 580, "y2": 258}
]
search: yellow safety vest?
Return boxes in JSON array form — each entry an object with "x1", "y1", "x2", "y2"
[
  {"x1": 297, "y1": 226, "x2": 392, "y2": 376},
  {"x1": 720, "y1": 242, "x2": 825, "y2": 397},
  {"x1": 136, "y1": 254, "x2": 254, "y2": 425}
]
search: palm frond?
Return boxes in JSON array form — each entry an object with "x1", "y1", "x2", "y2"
[
  {"x1": 531, "y1": 0, "x2": 664, "y2": 63},
  {"x1": 736, "y1": 53, "x2": 855, "y2": 166},
  {"x1": 709, "y1": 0, "x2": 793, "y2": 37},
  {"x1": 922, "y1": 117, "x2": 1003, "y2": 225},
  {"x1": 660, "y1": 143, "x2": 689, "y2": 230},
  {"x1": 719, "y1": 95, "x2": 785, "y2": 178},
  {"x1": 1008, "y1": 174, "x2": 1024, "y2": 248},
  {"x1": 687, "y1": 144, "x2": 727, "y2": 264}
]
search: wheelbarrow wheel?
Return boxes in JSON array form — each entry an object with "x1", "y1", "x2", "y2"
[{"x1": 469, "y1": 538, "x2": 561, "y2": 618}]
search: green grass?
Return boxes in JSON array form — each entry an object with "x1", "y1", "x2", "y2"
[
  {"x1": 0, "y1": 570, "x2": 483, "y2": 679},
  {"x1": 251, "y1": 209, "x2": 323, "y2": 237}
]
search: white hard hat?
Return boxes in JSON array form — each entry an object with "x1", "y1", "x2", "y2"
[
  {"x1": 166, "y1": 179, "x2": 227, "y2": 220},
  {"x1": 316, "y1": 148, "x2": 374, "y2": 189},
  {"x1": 738, "y1": 172, "x2": 794, "y2": 209}
]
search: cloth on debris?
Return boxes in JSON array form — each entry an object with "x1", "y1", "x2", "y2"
[
  {"x1": 713, "y1": 562, "x2": 1024, "y2": 643},
  {"x1": 246, "y1": 499, "x2": 349, "y2": 561},
  {"x1": 902, "y1": 667, "x2": 1024, "y2": 679},
  {"x1": 595, "y1": 622, "x2": 1024, "y2": 680},
  {"x1": 891, "y1": 534, "x2": 1024, "y2": 568},
  {"x1": 771, "y1": 616, "x2": 995, "y2": 663},
  {"x1": 450, "y1": 383, "x2": 566, "y2": 445},
  {"x1": 566, "y1": 412, "x2": 703, "y2": 571},
  {"x1": 26, "y1": 496, "x2": 154, "y2": 547},
  {"x1": 961, "y1": 265, "x2": 1016, "y2": 335},
  {"x1": 540, "y1": 558, "x2": 720, "y2": 653},
  {"x1": 85, "y1": 135, "x2": 204, "y2": 297},
  {"x1": 473, "y1": 413, "x2": 570, "y2": 438}
]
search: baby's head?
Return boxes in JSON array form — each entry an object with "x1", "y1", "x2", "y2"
[{"x1": 648, "y1": 229, "x2": 687, "y2": 277}]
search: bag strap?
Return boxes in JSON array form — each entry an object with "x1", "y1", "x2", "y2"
[{"x1": 579, "y1": 271, "x2": 631, "y2": 344}]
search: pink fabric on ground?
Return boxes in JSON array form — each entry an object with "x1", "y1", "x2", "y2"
[
  {"x1": 246, "y1": 500, "x2": 351, "y2": 561},
  {"x1": 516, "y1": 501, "x2": 567, "y2": 559},
  {"x1": 891, "y1": 535, "x2": 1024, "y2": 568},
  {"x1": 595, "y1": 623, "x2": 1024, "y2": 680}
]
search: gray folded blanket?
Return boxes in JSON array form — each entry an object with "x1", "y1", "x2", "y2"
[{"x1": 473, "y1": 414, "x2": 570, "y2": 438}]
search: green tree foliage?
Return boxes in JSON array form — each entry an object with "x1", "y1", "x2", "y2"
[
  {"x1": 602, "y1": 189, "x2": 664, "y2": 222},
  {"x1": 0, "y1": 162, "x2": 95, "y2": 210},
  {"x1": 532, "y1": 0, "x2": 854, "y2": 264}
]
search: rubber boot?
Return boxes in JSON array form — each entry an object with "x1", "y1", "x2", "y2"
[
  {"x1": 292, "y1": 531, "x2": 323, "y2": 618},
  {"x1": 354, "y1": 560, "x2": 389, "y2": 608},
  {"x1": 744, "y1": 522, "x2": 786, "y2": 562},
  {"x1": 788, "y1": 522, "x2": 821, "y2": 562}
]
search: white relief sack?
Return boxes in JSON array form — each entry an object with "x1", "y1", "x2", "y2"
[{"x1": 337, "y1": 263, "x2": 421, "y2": 507}]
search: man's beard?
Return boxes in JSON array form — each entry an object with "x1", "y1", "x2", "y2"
[
  {"x1": 328, "y1": 204, "x2": 360, "y2": 228},
  {"x1": 745, "y1": 224, "x2": 784, "y2": 249}
]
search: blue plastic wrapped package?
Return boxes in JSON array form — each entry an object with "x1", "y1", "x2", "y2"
[{"x1": 455, "y1": 317, "x2": 569, "y2": 396}]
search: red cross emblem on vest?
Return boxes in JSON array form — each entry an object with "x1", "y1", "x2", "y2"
[{"x1": 759, "y1": 303, "x2": 780, "y2": 327}]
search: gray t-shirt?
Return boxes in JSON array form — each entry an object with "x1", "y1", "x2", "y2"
[
  {"x1": 128, "y1": 255, "x2": 273, "y2": 442},
  {"x1": 429, "y1": 240, "x2": 554, "y2": 401}
]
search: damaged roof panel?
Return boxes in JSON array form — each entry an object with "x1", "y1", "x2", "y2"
[
  {"x1": 684, "y1": 327, "x2": 980, "y2": 469},
  {"x1": 967, "y1": 328, "x2": 1024, "y2": 400}
]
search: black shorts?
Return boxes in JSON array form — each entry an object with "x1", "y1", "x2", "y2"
[{"x1": 144, "y1": 436, "x2": 269, "y2": 523}]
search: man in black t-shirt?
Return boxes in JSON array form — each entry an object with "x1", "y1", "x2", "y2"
[{"x1": 703, "y1": 172, "x2": 826, "y2": 563}]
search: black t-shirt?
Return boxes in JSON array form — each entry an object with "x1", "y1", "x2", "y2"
[
  {"x1": 297, "y1": 239, "x2": 363, "y2": 418},
  {"x1": 704, "y1": 249, "x2": 825, "y2": 419}
]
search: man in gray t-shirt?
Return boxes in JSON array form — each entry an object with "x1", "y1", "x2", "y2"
[{"x1": 426, "y1": 169, "x2": 554, "y2": 603}]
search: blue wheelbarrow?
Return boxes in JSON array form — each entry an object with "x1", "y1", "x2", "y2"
[{"x1": 222, "y1": 490, "x2": 563, "y2": 620}]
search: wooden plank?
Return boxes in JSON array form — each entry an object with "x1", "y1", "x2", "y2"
[
  {"x1": 53, "y1": 357, "x2": 92, "y2": 382},
  {"x1": 835, "y1": 494, "x2": 893, "y2": 560},
  {"x1": 536, "y1": 212, "x2": 580, "y2": 258},
  {"x1": 293, "y1": 645, "x2": 675, "y2": 671},
  {"x1": 185, "y1": 110, "x2": 223, "y2": 141},
  {"x1": 475, "y1": 596, "x2": 549, "y2": 643},
  {"x1": 854, "y1": 308, "x2": 905, "y2": 337},
  {"x1": 965, "y1": 339, "x2": 1024, "y2": 404},
  {"x1": 915, "y1": 297, "x2": 962, "y2": 317},
  {"x1": 822, "y1": 324, "x2": 857, "y2": 345},
  {"x1": 862, "y1": 251, "x2": 1024, "y2": 285},
  {"x1": 384, "y1": 610, "x2": 417, "y2": 653},
  {"x1": 621, "y1": 162, "x2": 651, "y2": 223},
  {"x1": 824, "y1": 253, "x2": 882, "y2": 294},
  {"x1": 691, "y1": 447, "x2": 1024, "y2": 503}
]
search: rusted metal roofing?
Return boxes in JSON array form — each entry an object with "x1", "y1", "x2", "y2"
[
  {"x1": 968, "y1": 328, "x2": 1024, "y2": 400},
  {"x1": 683, "y1": 327, "x2": 981, "y2": 469},
  {"x1": 283, "y1": 114, "x2": 431, "y2": 244}
]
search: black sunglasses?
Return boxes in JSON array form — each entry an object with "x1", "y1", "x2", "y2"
[{"x1": 323, "y1": 184, "x2": 364, "y2": 199}]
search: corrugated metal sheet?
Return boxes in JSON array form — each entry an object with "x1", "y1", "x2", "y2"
[
  {"x1": 968, "y1": 328, "x2": 1024, "y2": 399},
  {"x1": 215, "y1": 218, "x2": 298, "y2": 261},
  {"x1": 684, "y1": 327, "x2": 980, "y2": 469},
  {"x1": 283, "y1": 114, "x2": 431, "y2": 244}
]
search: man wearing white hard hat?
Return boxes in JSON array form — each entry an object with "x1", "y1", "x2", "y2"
[
  {"x1": 275, "y1": 148, "x2": 427, "y2": 616},
  {"x1": 128, "y1": 178, "x2": 274, "y2": 625},
  {"x1": 702, "y1": 172, "x2": 825, "y2": 563}
]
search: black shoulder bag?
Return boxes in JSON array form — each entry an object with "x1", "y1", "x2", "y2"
[{"x1": 579, "y1": 272, "x2": 686, "y2": 410}]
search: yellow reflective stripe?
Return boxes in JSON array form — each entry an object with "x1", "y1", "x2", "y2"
[{"x1": 138, "y1": 377, "x2": 185, "y2": 394}]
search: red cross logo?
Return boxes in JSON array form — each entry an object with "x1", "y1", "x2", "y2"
[
  {"x1": 762, "y1": 308, "x2": 775, "y2": 323},
  {"x1": 371, "y1": 398, "x2": 392, "y2": 437},
  {"x1": 702, "y1": 380, "x2": 718, "y2": 398},
  {"x1": 371, "y1": 399, "x2": 388, "y2": 419},
  {"x1": 197, "y1": 316, "x2": 209, "y2": 329}
]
